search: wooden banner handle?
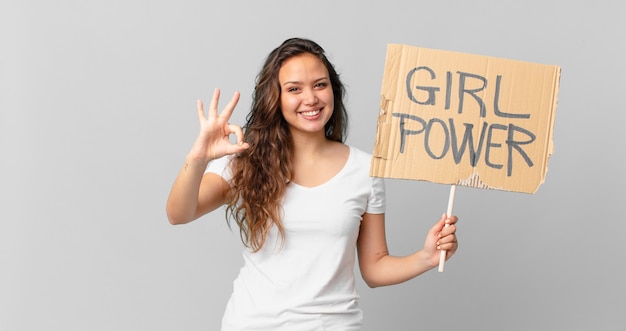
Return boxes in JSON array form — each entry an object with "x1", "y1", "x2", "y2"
[{"x1": 438, "y1": 185, "x2": 456, "y2": 272}]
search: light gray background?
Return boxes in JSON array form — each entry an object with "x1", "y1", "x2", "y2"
[{"x1": 1, "y1": 0, "x2": 624, "y2": 330}]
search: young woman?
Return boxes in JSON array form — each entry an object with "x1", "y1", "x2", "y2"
[{"x1": 166, "y1": 38, "x2": 458, "y2": 330}]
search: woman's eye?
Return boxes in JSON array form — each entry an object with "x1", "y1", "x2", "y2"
[
  {"x1": 287, "y1": 87, "x2": 299, "y2": 92},
  {"x1": 315, "y1": 82, "x2": 328, "y2": 88}
]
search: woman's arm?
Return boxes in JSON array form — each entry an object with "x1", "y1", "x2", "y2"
[
  {"x1": 356, "y1": 212, "x2": 458, "y2": 288},
  {"x1": 166, "y1": 158, "x2": 229, "y2": 225},
  {"x1": 166, "y1": 88, "x2": 249, "y2": 225}
]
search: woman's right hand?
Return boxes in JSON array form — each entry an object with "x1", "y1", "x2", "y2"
[{"x1": 190, "y1": 88, "x2": 250, "y2": 162}]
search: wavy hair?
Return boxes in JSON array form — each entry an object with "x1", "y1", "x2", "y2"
[{"x1": 225, "y1": 38, "x2": 348, "y2": 252}]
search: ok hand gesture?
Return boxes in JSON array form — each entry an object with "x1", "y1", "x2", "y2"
[{"x1": 190, "y1": 88, "x2": 250, "y2": 162}]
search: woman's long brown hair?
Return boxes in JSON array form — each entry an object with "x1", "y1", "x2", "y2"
[{"x1": 226, "y1": 38, "x2": 348, "y2": 252}]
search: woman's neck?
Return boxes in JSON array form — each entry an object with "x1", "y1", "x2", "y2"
[
  {"x1": 289, "y1": 131, "x2": 349, "y2": 188},
  {"x1": 290, "y1": 130, "x2": 331, "y2": 159}
]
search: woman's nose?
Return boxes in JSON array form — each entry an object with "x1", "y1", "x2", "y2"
[{"x1": 303, "y1": 89, "x2": 318, "y2": 105}]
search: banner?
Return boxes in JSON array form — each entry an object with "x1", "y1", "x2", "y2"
[{"x1": 370, "y1": 44, "x2": 561, "y2": 193}]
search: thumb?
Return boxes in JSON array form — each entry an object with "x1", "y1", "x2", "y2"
[{"x1": 428, "y1": 213, "x2": 448, "y2": 237}]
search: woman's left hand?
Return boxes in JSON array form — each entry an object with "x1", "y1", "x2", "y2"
[{"x1": 423, "y1": 214, "x2": 458, "y2": 267}]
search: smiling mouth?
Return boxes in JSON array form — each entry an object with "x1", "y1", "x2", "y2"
[{"x1": 300, "y1": 109, "x2": 321, "y2": 117}]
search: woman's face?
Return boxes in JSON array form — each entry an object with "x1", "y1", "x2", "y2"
[{"x1": 278, "y1": 53, "x2": 334, "y2": 137}]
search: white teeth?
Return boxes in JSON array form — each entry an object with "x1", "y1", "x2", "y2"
[{"x1": 301, "y1": 109, "x2": 321, "y2": 116}]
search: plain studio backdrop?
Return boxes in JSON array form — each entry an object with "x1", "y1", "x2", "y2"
[{"x1": 1, "y1": 1, "x2": 624, "y2": 330}]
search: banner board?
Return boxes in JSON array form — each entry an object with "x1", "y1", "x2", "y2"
[{"x1": 370, "y1": 44, "x2": 561, "y2": 193}]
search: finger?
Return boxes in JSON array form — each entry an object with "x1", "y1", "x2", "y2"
[
  {"x1": 226, "y1": 142, "x2": 250, "y2": 155},
  {"x1": 439, "y1": 224, "x2": 457, "y2": 237},
  {"x1": 445, "y1": 215, "x2": 458, "y2": 225},
  {"x1": 439, "y1": 242, "x2": 458, "y2": 254},
  {"x1": 219, "y1": 91, "x2": 240, "y2": 121},
  {"x1": 197, "y1": 99, "x2": 205, "y2": 121},
  {"x1": 437, "y1": 233, "x2": 458, "y2": 249},
  {"x1": 438, "y1": 213, "x2": 449, "y2": 230},
  {"x1": 208, "y1": 88, "x2": 221, "y2": 118},
  {"x1": 228, "y1": 123, "x2": 246, "y2": 146},
  {"x1": 438, "y1": 230, "x2": 457, "y2": 243},
  {"x1": 437, "y1": 241, "x2": 456, "y2": 251},
  {"x1": 436, "y1": 213, "x2": 447, "y2": 228},
  {"x1": 428, "y1": 214, "x2": 447, "y2": 238}
]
